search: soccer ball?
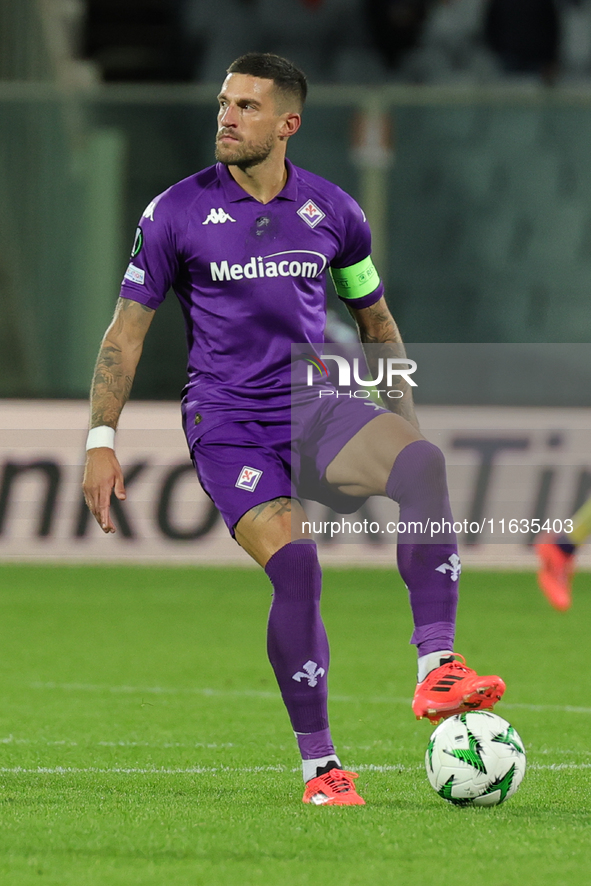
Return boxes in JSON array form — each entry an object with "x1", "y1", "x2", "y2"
[{"x1": 425, "y1": 711, "x2": 526, "y2": 807}]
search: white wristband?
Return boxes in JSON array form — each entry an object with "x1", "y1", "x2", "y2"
[{"x1": 86, "y1": 426, "x2": 116, "y2": 451}]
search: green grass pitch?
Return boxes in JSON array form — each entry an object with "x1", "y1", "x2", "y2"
[{"x1": 0, "y1": 563, "x2": 589, "y2": 886}]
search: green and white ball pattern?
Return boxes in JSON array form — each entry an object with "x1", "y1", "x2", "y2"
[{"x1": 426, "y1": 711, "x2": 526, "y2": 807}]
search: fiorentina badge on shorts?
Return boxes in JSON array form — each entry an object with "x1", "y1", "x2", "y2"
[
  {"x1": 235, "y1": 466, "x2": 263, "y2": 492},
  {"x1": 297, "y1": 199, "x2": 325, "y2": 228}
]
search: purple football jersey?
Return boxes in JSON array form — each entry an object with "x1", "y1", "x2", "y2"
[{"x1": 119, "y1": 159, "x2": 383, "y2": 449}]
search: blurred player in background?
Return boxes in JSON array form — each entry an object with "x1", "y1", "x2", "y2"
[
  {"x1": 83, "y1": 52, "x2": 505, "y2": 807},
  {"x1": 535, "y1": 500, "x2": 591, "y2": 611}
]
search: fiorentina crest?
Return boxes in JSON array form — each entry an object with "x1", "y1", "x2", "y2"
[
  {"x1": 297, "y1": 200, "x2": 325, "y2": 228},
  {"x1": 235, "y1": 466, "x2": 263, "y2": 492},
  {"x1": 435, "y1": 553, "x2": 462, "y2": 581},
  {"x1": 292, "y1": 660, "x2": 325, "y2": 687}
]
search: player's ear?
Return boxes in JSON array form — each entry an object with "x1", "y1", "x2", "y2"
[{"x1": 278, "y1": 112, "x2": 301, "y2": 141}]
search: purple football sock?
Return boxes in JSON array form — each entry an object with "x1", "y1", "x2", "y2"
[
  {"x1": 265, "y1": 541, "x2": 335, "y2": 759},
  {"x1": 556, "y1": 533, "x2": 576, "y2": 556},
  {"x1": 386, "y1": 440, "x2": 459, "y2": 656}
]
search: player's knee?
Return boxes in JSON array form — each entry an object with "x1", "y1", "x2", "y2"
[
  {"x1": 387, "y1": 439, "x2": 448, "y2": 503},
  {"x1": 265, "y1": 541, "x2": 322, "y2": 600},
  {"x1": 416, "y1": 440, "x2": 446, "y2": 478},
  {"x1": 272, "y1": 540, "x2": 321, "y2": 577}
]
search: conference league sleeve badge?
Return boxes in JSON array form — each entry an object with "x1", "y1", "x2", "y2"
[{"x1": 131, "y1": 226, "x2": 143, "y2": 257}]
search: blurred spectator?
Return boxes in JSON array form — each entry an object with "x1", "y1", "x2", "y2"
[
  {"x1": 560, "y1": 0, "x2": 591, "y2": 80},
  {"x1": 180, "y1": 0, "x2": 374, "y2": 83},
  {"x1": 387, "y1": 0, "x2": 496, "y2": 85},
  {"x1": 257, "y1": 0, "x2": 364, "y2": 81},
  {"x1": 180, "y1": 0, "x2": 260, "y2": 82},
  {"x1": 365, "y1": 0, "x2": 437, "y2": 70},
  {"x1": 83, "y1": 0, "x2": 187, "y2": 81},
  {"x1": 483, "y1": 0, "x2": 561, "y2": 81},
  {"x1": 79, "y1": 0, "x2": 583, "y2": 86}
]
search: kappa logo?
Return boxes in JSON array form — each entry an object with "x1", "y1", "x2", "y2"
[
  {"x1": 297, "y1": 200, "x2": 325, "y2": 229},
  {"x1": 435, "y1": 553, "x2": 462, "y2": 581},
  {"x1": 292, "y1": 660, "x2": 325, "y2": 687},
  {"x1": 203, "y1": 207, "x2": 236, "y2": 225},
  {"x1": 142, "y1": 198, "x2": 159, "y2": 221},
  {"x1": 235, "y1": 466, "x2": 262, "y2": 492}
]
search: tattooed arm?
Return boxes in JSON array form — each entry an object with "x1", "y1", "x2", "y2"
[
  {"x1": 89, "y1": 298, "x2": 154, "y2": 428},
  {"x1": 347, "y1": 296, "x2": 419, "y2": 430},
  {"x1": 83, "y1": 298, "x2": 155, "y2": 533}
]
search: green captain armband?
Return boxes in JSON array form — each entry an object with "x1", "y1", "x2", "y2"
[{"x1": 329, "y1": 256, "x2": 380, "y2": 300}]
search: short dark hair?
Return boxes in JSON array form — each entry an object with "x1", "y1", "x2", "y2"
[{"x1": 227, "y1": 53, "x2": 307, "y2": 112}]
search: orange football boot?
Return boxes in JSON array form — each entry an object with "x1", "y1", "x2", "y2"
[
  {"x1": 302, "y1": 767, "x2": 365, "y2": 806},
  {"x1": 535, "y1": 541, "x2": 574, "y2": 611},
  {"x1": 412, "y1": 653, "x2": 506, "y2": 723}
]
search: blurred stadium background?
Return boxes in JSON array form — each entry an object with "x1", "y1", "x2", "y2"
[{"x1": 1, "y1": 0, "x2": 591, "y2": 566}]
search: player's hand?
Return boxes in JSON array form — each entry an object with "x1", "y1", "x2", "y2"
[{"x1": 82, "y1": 448, "x2": 126, "y2": 533}]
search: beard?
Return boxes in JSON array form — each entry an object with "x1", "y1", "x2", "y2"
[{"x1": 215, "y1": 131, "x2": 275, "y2": 169}]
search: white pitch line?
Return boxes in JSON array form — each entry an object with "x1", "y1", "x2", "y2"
[
  {"x1": 29, "y1": 681, "x2": 409, "y2": 705},
  {"x1": 0, "y1": 763, "x2": 588, "y2": 776},
  {"x1": 0, "y1": 765, "x2": 292, "y2": 775},
  {"x1": 502, "y1": 702, "x2": 591, "y2": 715},
  {"x1": 0, "y1": 736, "x2": 234, "y2": 749},
  {"x1": 536, "y1": 748, "x2": 591, "y2": 756},
  {"x1": 28, "y1": 682, "x2": 591, "y2": 715},
  {"x1": 0, "y1": 764, "x2": 418, "y2": 776},
  {"x1": 29, "y1": 682, "x2": 279, "y2": 700},
  {"x1": 533, "y1": 763, "x2": 591, "y2": 771}
]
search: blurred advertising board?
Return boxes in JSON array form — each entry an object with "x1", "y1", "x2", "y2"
[{"x1": 1, "y1": 400, "x2": 590, "y2": 568}]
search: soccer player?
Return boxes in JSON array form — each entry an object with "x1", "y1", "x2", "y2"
[
  {"x1": 535, "y1": 500, "x2": 591, "y2": 611},
  {"x1": 83, "y1": 53, "x2": 505, "y2": 806}
]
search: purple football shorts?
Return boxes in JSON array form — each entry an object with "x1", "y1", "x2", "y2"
[{"x1": 190, "y1": 392, "x2": 388, "y2": 534}]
